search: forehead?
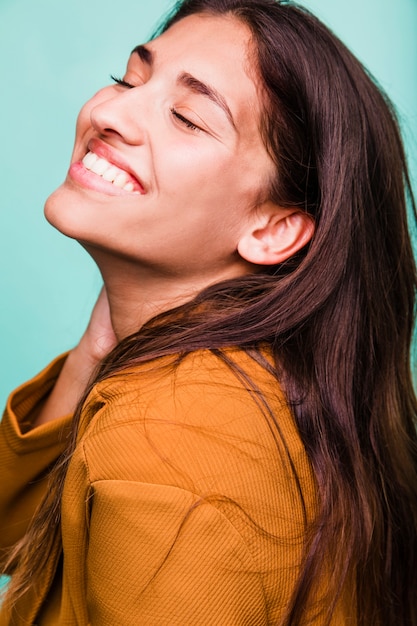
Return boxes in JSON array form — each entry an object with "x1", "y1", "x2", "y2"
[
  {"x1": 133, "y1": 14, "x2": 264, "y2": 135},
  {"x1": 154, "y1": 13, "x2": 253, "y2": 68}
]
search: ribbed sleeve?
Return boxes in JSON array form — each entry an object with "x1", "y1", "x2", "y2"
[
  {"x1": 0, "y1": 354, "x2": 72, "y2": 550},
  {"x1": 84, "y1": 481, "x2": 268, "y2": 625}
]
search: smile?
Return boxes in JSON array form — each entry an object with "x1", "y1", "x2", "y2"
[{"x1": 81, "y1": 152, "x2": 142, "y2": 193}]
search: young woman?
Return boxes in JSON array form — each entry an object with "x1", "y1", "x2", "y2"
[{"x1": 1, "y1": 0, "x2": 416, "y2": 624}]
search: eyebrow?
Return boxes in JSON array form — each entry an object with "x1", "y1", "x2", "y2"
[
  {"x1": 131, "y1": 44, "x2": 236, "y2": 131},
  {"x1": 177, "y1": 72, "x2": 236, "y2": 131}
]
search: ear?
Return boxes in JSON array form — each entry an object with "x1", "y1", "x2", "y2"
[{"x1": 237, "y1": 203, "x2": 315, "y2": 266}]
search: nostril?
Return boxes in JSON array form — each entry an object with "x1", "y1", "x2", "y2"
[{"x1": 88, "y1": 90, "x2": 146, "y2": 146}]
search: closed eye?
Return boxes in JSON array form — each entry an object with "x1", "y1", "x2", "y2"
[
  {"x1": 110, "y1": 75, "x2": 135, "y2": 89},
  {"x1": 170, "y1": 108, "x2": 201, "y2": 132}
]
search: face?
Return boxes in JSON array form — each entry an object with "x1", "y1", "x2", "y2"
[{"x1": 45, "y1": 14, "x2": 275, "y2": 283}]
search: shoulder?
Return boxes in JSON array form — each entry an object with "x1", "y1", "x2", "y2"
[
  {"x1": 82, "y1": 347, "x2": 295, "y2": 449},
  {"x1": 74, "y1": 348, "x2": 313, "y2": 505}
]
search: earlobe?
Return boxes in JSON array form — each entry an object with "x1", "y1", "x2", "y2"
[{"x1": 237, "y1": 206, "x2": 315, "y2": 266}]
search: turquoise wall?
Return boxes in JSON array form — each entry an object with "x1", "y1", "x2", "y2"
[{"x1": 0, "y1": 0, "x2": 416, "y2": 415}]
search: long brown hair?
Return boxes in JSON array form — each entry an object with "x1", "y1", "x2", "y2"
[{"x1": 3, "y1": 1, "x2": 417, "y2": 624}]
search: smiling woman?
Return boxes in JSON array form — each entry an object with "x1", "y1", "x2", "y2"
[
  {"x1": 1, "y1": 1, "x2": 417, "y2": 625},
  {"x1": 44, "y1": 13, "x2": 307, "y2": 320}
]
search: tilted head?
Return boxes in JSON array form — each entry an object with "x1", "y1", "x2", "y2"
[{"x1": 160, "y1": 0, "x2": 415, "y2": 316}]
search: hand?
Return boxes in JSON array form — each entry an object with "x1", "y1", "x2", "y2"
[
  {"x1": 33, "y1": 287, "x2": 118, "y2": 427},
  {"x1": 76, "y1": 286, "x2": 118, "y2": 366}
]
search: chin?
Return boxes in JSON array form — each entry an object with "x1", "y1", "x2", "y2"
[{"x1": 44, "y1": 182, "x2": 86, "y2": 240}]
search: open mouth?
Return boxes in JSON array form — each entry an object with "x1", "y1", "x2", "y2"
[{"x1": 82, "y1": 152, "x2": 143, "y2": 193}]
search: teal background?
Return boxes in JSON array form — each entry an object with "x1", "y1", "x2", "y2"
[
  {"x1": 0, "y1": 0, "x2": 416, "y2": 412},
  {"x1": 0, "y1": 0, "x2": 416, "y2": 597}
]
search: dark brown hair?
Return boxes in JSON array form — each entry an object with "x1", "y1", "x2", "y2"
[{"x1": 3, "y1": 1, "x2": 417, "y2": 624}]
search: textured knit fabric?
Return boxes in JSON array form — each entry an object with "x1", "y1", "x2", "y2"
[{"x1": 0, "y1": 349, "x2": 355, "y2": 625}]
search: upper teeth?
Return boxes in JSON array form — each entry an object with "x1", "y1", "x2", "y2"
[{"x1": 82, "y1": 151, "x2": 138, "y2": 192}]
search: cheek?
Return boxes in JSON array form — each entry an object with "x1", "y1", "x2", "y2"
[
  {"x1": 158, "y1": 136, "x2": 269, "y2": 207},
  {"x1": 170, "y1": 153, "x2": 261, "y2": 215},
  {"x1": 156, "y1": 142, "x2": 238, "y2": 196}
]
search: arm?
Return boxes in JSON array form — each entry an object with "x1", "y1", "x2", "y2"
[
  {"x1": 86, "y1": 481, "x2": 268, "y2": 625},
  {"x1": 0, "y1": 355, "x2": 72, "y2": 549}
]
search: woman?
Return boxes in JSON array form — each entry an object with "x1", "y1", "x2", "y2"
[{"x1": 1, "y1": 0, "x2": 416, "y2": 623}]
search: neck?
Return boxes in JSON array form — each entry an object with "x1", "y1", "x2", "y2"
[
  {"x1": 90, "y1": 248, "x2": 250, "y2": 341},
  {"x1": 101, "y1": 271, "x2": 198, "y2": 341}
]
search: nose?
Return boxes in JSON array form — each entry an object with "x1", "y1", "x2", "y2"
[{"x1": 89, "y1": 87, "x2": 146, "y2": 145}]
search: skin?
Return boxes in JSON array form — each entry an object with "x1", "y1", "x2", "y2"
[{"x1": 36, "y1": 14, "x2": 314, "y2": 427}]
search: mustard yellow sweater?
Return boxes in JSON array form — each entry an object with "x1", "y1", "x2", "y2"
[{"x1": 0, "y1": 349, "x2": 354, "y2": 625}]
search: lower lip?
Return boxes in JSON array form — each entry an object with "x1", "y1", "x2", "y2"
[{"x1": 68, "y1": 161, "x2": 142, "y2": 196}]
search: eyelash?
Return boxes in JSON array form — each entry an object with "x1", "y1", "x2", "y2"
[
  {"x1": 110, "y1": 75, "x2": 135, "y2": 89},
  {"x1": 110, "y1": 75, "x2": 201, "y2": 132},
  {"x1": 170, "y1": 108, "x2": 200, "y2": 132}
]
